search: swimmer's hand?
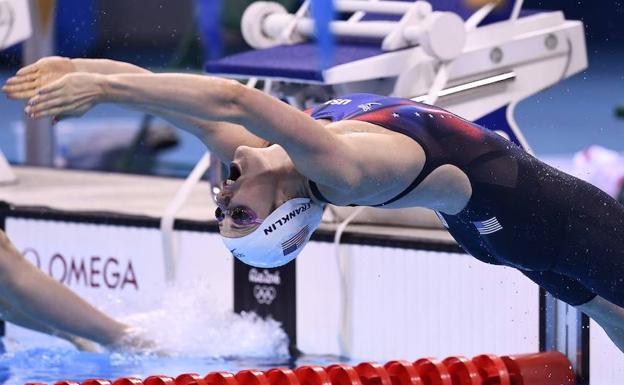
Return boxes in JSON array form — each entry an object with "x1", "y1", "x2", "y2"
[
  {"x1": 23, "y1": 72, "x2": 106, "y2": 120},
  {"x1": 106, "y1": 327, "x2": 168, "y2": 356},
  {"x1": 2, "y1": 56, "x2": 75, "y2": 100},
  {"x1": 63, "y1": 333, "x2": 102, "y2": 353}
]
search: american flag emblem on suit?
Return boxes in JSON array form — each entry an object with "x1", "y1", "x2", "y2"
[
  {"x1": 473, "y1": 217, "x2": 503, "y2": 235},
  {"x1": 282, "y1": 225, "x2": 310, "y2": 256}
]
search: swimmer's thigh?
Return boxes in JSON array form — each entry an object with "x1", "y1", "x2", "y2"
[
  {"x1": 555, "y1": 181, "x2": 624, "y2": 307},
  {"x1": 522, "y1": 270, "x2": 597, "y2": 306}
]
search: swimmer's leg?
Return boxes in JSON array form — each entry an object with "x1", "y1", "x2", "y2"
[
  {"x1": 522, "y1": 270, "x2": 624, "y2": 354},
  {"x1": 0, "y1": 229, "x2": 131, "y2": 348},
  {"x1": 577, "y1": 296, "x2": 624, "y2": 353}
]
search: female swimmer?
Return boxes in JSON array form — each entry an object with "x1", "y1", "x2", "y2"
[{"x1": 5, "y1": 56, "x2": 624, "y2": 353}]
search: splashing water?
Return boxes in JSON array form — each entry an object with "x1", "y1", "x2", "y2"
[
  {"x1": 0, "y1": 279, "x2": 290, "y2": 383},
  {"x1": 115, "y1": 279, "x2": 290, "y2": 359}
]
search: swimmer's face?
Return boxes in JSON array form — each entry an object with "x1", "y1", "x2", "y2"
[{"x1": 216, "y1": 145, "x2": 292, "y2": 238}]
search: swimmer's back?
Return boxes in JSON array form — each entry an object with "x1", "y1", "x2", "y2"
[{"x1": 308, "y1": 93, "x2": 624, "y2": 308}]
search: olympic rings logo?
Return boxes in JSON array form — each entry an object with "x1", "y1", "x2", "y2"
[{"x1": 253, "y1": 284, "x2": 277, "y2": 305}]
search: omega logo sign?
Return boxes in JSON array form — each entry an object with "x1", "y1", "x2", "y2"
[
  {"x1": 248, "y1": 268, "x2": 280, "y2": 305},
  {"x1": 22, "y1": 248, "x2": 139, "y2": 290}
]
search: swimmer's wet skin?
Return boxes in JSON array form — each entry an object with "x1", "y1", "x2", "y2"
[
  {"x1": 5, "y1": 56, "x2": 624, "y2": 353},
  {"x1": 0, "y1": 229, "x2": 145, "y2": 351}
]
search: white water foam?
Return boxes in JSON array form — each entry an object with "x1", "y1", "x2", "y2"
[
  {"x1": 2, "y1": 279, "x2": 289, "y2": 361},
  {"x1": 114, "y1": 279, "x2": 289, "y2": 358}
]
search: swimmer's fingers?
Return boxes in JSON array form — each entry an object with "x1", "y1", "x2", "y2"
[
  {"x1": 25, "y1": 89, "x2": 64, "y2": 114},
  {"x1": 35, "y1": 75, "x2": 66, "y2": 95},
  {"x1": 25, "y1": 73, "x2": 103, "y2": 118},
  {"x1": 28, "y1": 99, "x2": 93, "y2": 119},
  {"x1": 2, "y1": 74, "x2": 39, "y2": 99},
  {"x1": 3, "y1": 82, "x2": 38, "y2": 99},
  {"x1": 5, "y1": 73, "x2": 38, "y2": 85},
  {"x1": 15, "y1": 63, "x2": 39, "y2": 76},
  {"x1": 3, "y1": 87, "x2": 38, "y2": 100}
]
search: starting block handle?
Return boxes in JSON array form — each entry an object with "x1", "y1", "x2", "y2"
[
  {"x1": 248, "y1": 1, "x2": 466, "y2": 61},
  {"x1": 335, "y1": 0, "x2": 412, "y2": 15}
]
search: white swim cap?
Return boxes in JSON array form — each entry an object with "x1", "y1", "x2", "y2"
[{"x1": 221, "y1": 198, "x2": 324, "y2": 268}]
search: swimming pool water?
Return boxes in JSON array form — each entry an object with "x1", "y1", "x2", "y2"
[
  {"x1": 0, "y1": 278, "x2": 348, "y2": 385},
  {"x1": 0, "y1": 343, "x2": 346, "y2": 384}
]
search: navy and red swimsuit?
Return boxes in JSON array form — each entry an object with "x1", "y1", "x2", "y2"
[{"x1": 307, "y1": 93, "x2": 624, "y2": 307}]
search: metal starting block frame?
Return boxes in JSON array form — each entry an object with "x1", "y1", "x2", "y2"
[
  {"x1": 0, "y1": 0, "x2": 32, "y2": 184},
  {"x1": 207, "y1": 0, "x2": 587, "y2": 151}
]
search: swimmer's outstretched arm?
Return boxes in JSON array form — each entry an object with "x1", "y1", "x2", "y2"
[
  {"x1": 4, "y1": 57, "x2": 267, "y2": 163},
  {"x1": 24, "y1": 72, "x2": 422, "y2": 194},
  {"x1": 0, "y1": 296, "x2": 98, "y2": 350},
  {"x1": 0, "y1": 229, "x2": 134, "y2": 349}
]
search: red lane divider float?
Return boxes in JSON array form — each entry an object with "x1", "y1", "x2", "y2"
[
  {"x1": 113, "y1": 379, "x2": 144, "y2": 385},
  {"x1": 501, "y1": 352, "x2": 575, "y2": 385},
  {"x1": 472, "y1": 355, "x2": 511, "y2": 385},
  {"x1": 295, "y1": 366, "x2": 332, "y2": 385},
  {"x1": 326, "y1": 364, "x2": 362, "y2": 385},
  {"x1": 25, "y1": 352, "x2": 576, "y2": 385},
  {"x1": 355, "y1": 362, "x2": 392, "y2": 385},
  {"x1": 384, "y1": 360, "x2": 423, "y2": 385},
  {"x1": 205, "y1": 372, "x2": 238, "y2": 385},
  {"x1": 82, "y1": 380, "x2": 112, "y2": 385},
  {"x1": 175, "y1": 374, "x2": 205, "y2": 385},
  {"x1": 266, "y1": 368, "x2": 301, "y2": 385},
  {"x1": 413, "y1": 358, "x2": 453, "y2": 385},
  {"x1": 144, "y1": 377, "x2": 175, "y2": 385},
  {"x1": 442, "y1": 357, "x2": 480, "y2": 385}
]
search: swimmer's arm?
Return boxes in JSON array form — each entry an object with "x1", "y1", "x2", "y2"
[
  {"x1": 135, "y1": 107, "x2": 269, "y2": 163},
  {"x1": 13, "y1": 58, "x2": 267, "y2": 162},
  {"x1": 28, "y1": 73, "x2": 416, "y2": 190},
  {"x1": 71, "y1": 60, "x2": 269, "y2": 162},
  {"x1": 0, "y1": 297, "x2": 96, "y2": 350},
  {"x1": 100, "y1": 75, "x2": 371, "y2": 188},
  {"x1": 232, "y1": 86, "x2": 424, "y2": 193},
  {"x1": 2, "y1": 57, "x2": 151, "y2": 100},
  {"x1": 26, "y1": 72, "x2": 272, "y2": 161},
  {"x1": 71, "y1": 58, "x2": 152, "y2": 75}
]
